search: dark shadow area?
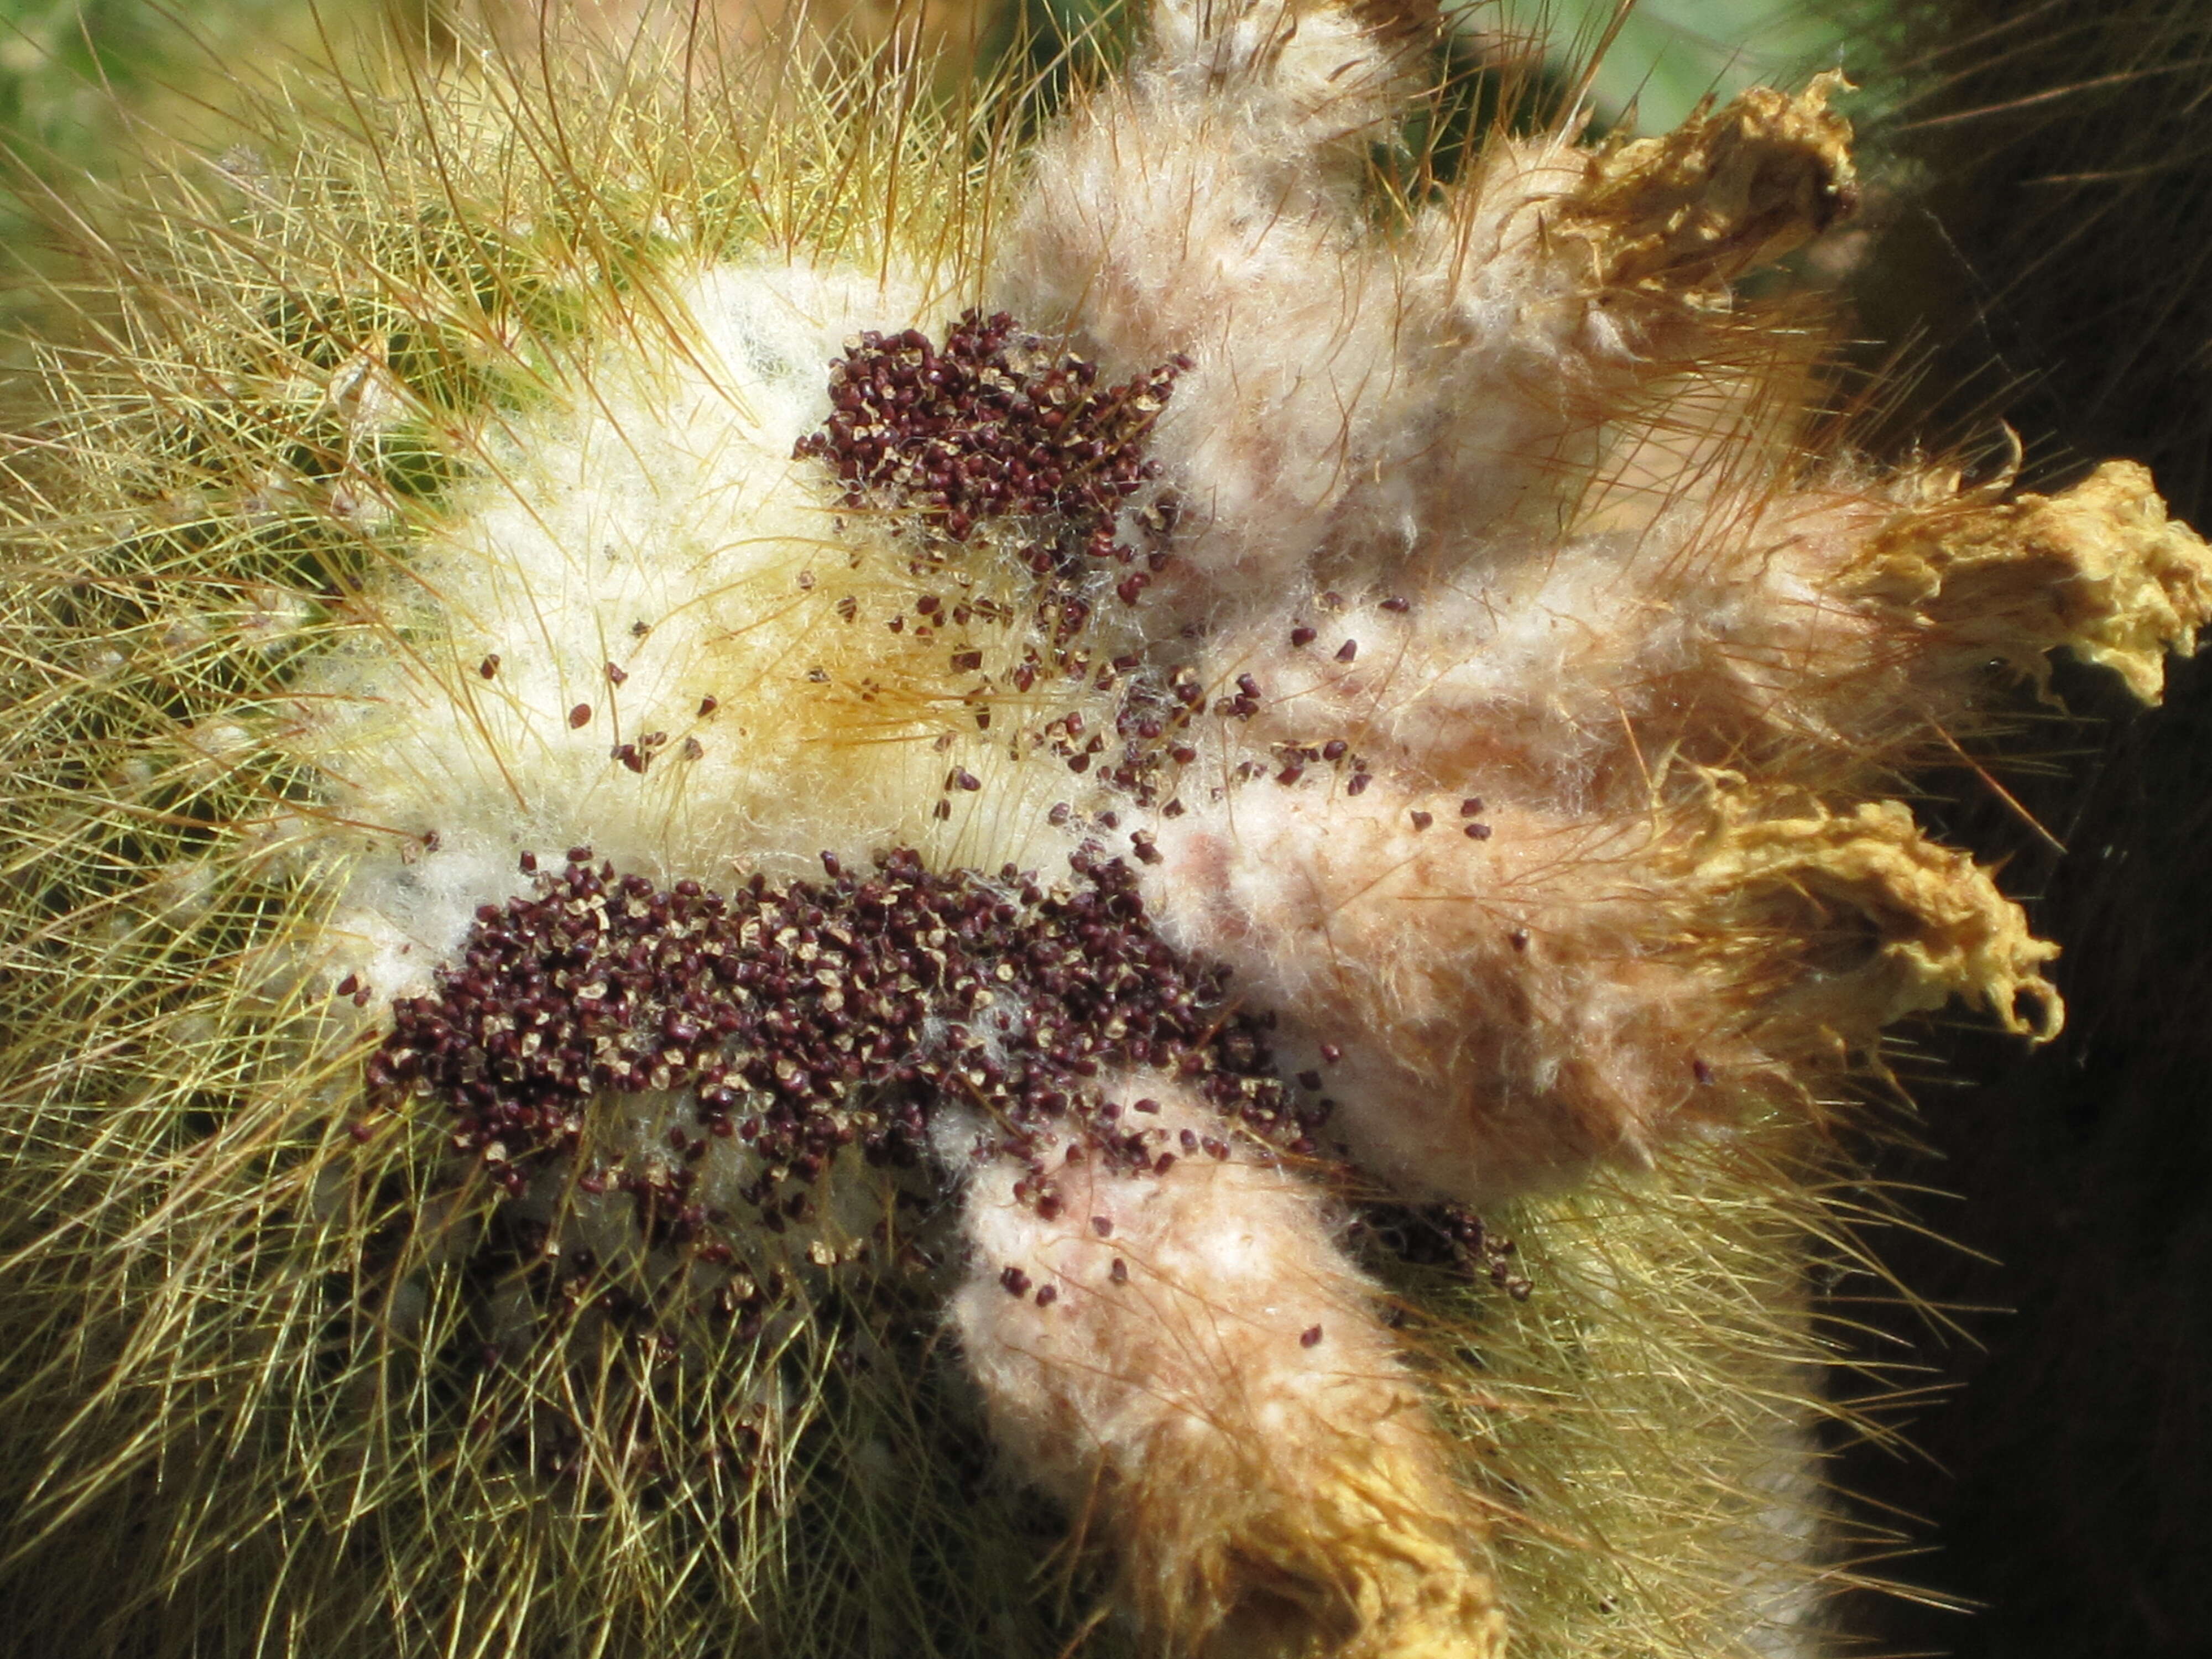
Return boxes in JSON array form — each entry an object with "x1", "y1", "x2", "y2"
[{"x1": 1831, "y1": 5, "x2": 2212, "y2": 1652}]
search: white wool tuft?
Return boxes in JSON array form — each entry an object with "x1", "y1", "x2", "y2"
[
  {"x1": 949, "y1": 1075, "x2": 1503, "y2": 1654},
  {"x1": 290, "y1": 259, "x2": 1099, "y2": 994}
]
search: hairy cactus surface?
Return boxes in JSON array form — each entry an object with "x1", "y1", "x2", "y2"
[{"x1": 3, "y1": 4, "x2": 2206, "y2": 1657}]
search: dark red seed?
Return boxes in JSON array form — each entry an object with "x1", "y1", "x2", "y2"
[
  {"x1": 568, "y1": 703, "x2": 592, "y2": 728},
  {"x1": 1347, "y1": 773, "x2": 1371, "y2": 796},
  {"x1": 1460, "y1": 797, "x2": 1485, "y2": 817},
  {"x1": 1034, "y1": 1284, "x2": 1058, "y2": 1307},
  {"x1": 1290, "y1": 625, "x2": 1316, "y2": 648},
  {"x1": 1109, "y1": 1257, "x2": 1129, "y2": 1285},
  {"x1": 479, "y1": 654, "x2": 500, "y2": 679},
  {"x1": 1300, "y1": 1324, "x2": 1324, "y2": 1348},
  {"x1": 605, "y1": 662, "x2": 627, "y2": 686},
  {"x1": 1410, "y1": 811, "x2": 1432, "y2": 831},
  {"x1": 698, "y1": 696, "x2": 719, "y2": 717},
  {"x1": 1091, "y1": 1215, "x2": 1114, "y2": 1238},
  {"x1": 1334, "y1": 639, "x2": 1358, "y2": 663},
  {"x1": 1464, "y1": 823, "x2": 1492, "y2": 840}
]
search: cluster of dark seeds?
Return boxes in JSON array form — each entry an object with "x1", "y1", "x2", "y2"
[
  {"x1": 368, "y1": 846, "x2": 1326, "y2": 1241},
  {"x1": 1352, "y1": 1202, "x2": 1532, "y2": 1301},
  {"x1": 787, "y1": 311, "x2": 1379, "y2": 821},
  {"x1": 794, "y1": 310, "x2": 1186, "y2": 603}
]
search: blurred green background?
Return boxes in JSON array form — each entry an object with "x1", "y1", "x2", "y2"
[
  {"x1": 0, "y1": 0, "x2": 1855, "y2": 207},
  {"x1": 0, "y1": 0, "x2": 402, "y2": 175},
  {"x1": 1489, "y1": 0, "x2": 1851, "y2": 127}
]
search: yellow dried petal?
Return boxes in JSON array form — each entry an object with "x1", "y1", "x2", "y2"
[
  {"x1": 1854, "y1": 459, "x2": 2212, "y2": 703},
  {"x1": 1689, "y1": 791, "x2": 2062, "y2": 1041},
  {"x1": 1566, "y1": 70, "x2": 1857, "y2": 295}
]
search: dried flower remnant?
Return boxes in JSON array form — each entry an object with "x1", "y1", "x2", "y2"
[{"x1": 6, "y1": 3, "x2": 2212, "y2": 1659}]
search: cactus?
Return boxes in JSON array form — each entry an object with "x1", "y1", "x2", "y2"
[{"x1": 2, "y1": 4, "x2": 2204, "y2": 1656}]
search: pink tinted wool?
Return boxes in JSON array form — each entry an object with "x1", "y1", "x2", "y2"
[{"x1": 948, "y1": 1077, "x2": 1499, "y2": 1652}]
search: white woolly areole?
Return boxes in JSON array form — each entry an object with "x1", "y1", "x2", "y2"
[{"x1": 289, "y1": 259, "x2": 1104, "y2": 1000}]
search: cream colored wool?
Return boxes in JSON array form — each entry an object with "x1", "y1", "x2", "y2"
[
  {"x1": 1003, "y1": 2, "x2": 2199, "y2": 1207},
  {"x1": 948, "y1": 1078, "x2": 1502, "y2": 1656},
  {"x1": 4, "y1": 3, "x2": 2211, "y2": 1659}
]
